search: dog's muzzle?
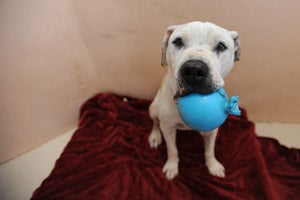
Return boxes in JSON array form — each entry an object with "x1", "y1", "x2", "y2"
[{"x1": 176, "y1": 59, "x2": 218, "y2": 97}]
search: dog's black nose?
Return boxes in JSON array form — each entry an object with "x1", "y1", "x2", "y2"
[{"x1": 180, "y1": 60, "x2": 209, "y2": 81}]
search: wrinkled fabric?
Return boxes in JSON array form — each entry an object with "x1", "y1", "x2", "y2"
[{"x1": 31, "y1": 93, "x2": 300, "y2": 200}]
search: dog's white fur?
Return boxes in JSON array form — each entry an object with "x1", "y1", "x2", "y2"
[{"x1": 149, "y1": 21, "x2": 240, "y2": 180}]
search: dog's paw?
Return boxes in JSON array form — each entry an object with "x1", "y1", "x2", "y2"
[
  {"x1": 162, "y1": 159, "x2": 179, "y2": 180},
  {"x1": 148, "y1": 129, "x2": 162, "y2": 148},
  {"x1": 206, "y1": 158, "x2": 225, "y2": 178}
]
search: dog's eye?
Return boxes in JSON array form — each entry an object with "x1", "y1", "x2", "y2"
[
  {"x1": 172, "y1": 37, "x2": 184, "y2": 48},
  {"x1": 215, "y1": 42, "x2": 227, "y2": 53}
]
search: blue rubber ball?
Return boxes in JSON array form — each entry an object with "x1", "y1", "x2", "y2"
[{"x1": 177, "y1": 88, "x2": 241, "y2": 132}]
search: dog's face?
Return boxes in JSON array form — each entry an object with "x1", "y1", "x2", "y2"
[{"x1": 161, "y1": 21, "x2": 240, "y2": 96}]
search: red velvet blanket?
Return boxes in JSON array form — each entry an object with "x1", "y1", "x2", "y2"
[{"x1": 32, "y1": 94, "x2": 300, "y2": 200}]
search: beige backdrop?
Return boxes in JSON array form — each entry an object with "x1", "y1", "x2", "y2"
[{"x1": 1, "y1": 0, "x2": 299, "y2": 163}]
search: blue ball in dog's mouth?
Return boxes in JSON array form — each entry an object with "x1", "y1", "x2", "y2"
[{"x1": 177, "y1": 88, "x2": 241, "y2": 131}]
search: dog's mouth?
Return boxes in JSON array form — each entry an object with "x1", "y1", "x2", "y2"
[{"x1": 173, "y1": 81, "x2": 218, "y2": 103}]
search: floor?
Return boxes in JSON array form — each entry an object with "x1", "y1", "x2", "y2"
[{"x1": 0, "y1": 123, "x2": 299, "y2": 200}]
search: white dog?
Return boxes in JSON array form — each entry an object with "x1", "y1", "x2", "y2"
[{"x1": 148, "y1": 21, "x2": 240, "y2": 180}]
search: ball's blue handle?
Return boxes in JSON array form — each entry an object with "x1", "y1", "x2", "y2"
[
  {"x1": 227, "y1": 96, "x2": 241, "y2": 116},
  {"x1": 218, "y1": 88, "x2": 241, "y2": 116}
]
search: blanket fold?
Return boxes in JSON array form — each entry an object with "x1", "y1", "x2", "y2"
[{"x1": 31, "y1": 93, "x2": 300, "y2": 200}]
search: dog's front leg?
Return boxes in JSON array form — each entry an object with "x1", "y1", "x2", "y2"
[
  {"x1": 160, "y1": 123, "x2": 179, "y2": 180},
  {"x1": 201, "y1": 129, "x2": 225, "y2": 178}
]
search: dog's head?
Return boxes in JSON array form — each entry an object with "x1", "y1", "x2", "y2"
[{"x1": 161, "y1": 21, "x2": 240, "y2": 97}]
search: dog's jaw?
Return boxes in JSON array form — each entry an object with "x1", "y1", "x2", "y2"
[{"x1": 173, "y1": 80, "x2": 220, "y2": 103}]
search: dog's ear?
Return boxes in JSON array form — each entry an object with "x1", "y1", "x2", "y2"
[
  {"x1": 230, "y1": 31, "x2": 241, "y2": 62},
  {"x1": 161, "y1": 26, "x2": 177, "y2": 67}
]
